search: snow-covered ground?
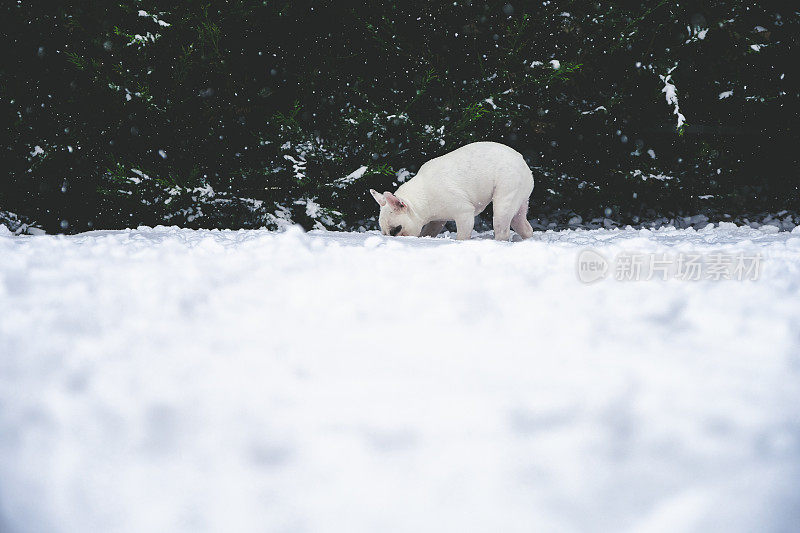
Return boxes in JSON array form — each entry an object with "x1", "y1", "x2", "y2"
[{"x1": 1, "y1": 224, "x2": 800, "y2": 532}]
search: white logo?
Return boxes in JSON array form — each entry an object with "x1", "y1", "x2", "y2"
[
  {"x1": 576, "y1": 249, "x2": 761, "y2": 282},
  {"x1": 577, "y1": 249, "x2": 609, "y2": 283}
]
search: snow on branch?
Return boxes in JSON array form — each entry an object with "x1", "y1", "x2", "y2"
[
  {"x1": 334, "y1": 165, "x2": 368, "y2": 188},
  {"x1": 283, "y1": 155, "x2": 307, "y2": 181},
  {"x1": 659, "y1": 65, "x2": 686, "y2": 134},
  {"x1": 138, "y1": 10, "x2": 171, "y2": 28}
]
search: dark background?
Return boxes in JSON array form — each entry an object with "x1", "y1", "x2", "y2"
[{"x1": 1, "y1": 1, "x2": 798, "y2": 234}]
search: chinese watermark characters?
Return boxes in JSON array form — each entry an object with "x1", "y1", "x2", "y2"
[{"x1": 577, "y1": 249, "x2": 761, "y2": 283}]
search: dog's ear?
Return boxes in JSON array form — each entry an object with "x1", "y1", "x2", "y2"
[
  {"x1": 369, "y1": 189, "x2": 387, "y2": 206},
  {"x1": 384, "y1": 192, "x2": 406, "y2": 210}
]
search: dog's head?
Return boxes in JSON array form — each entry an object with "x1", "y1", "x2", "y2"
[{"x1": 369, "y1": 189, "x2": 423, "y2": 237}]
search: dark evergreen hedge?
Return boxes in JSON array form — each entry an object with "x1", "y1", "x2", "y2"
[{"x1": 1, "y1": 2, "x2": 798, "y2": 233}]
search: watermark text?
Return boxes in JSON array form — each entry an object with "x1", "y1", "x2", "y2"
[{"x1": 577, "y1": 249, "x2": 761, "y2": 283}]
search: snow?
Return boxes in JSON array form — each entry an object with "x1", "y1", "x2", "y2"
[
  {"x1": 129, "y1": 168, "x2": 150, "y2": 184},
  {"x1": 283, "y1": 154, "x2": 307, "y2": 180},
  {"x1": 685, "y1": 26, "x2": 708, "y2": 43},
  {"x1": 633, "y1": 170, "x2": 673, "y2": 181},
  {"x1": 293, "y1": 197, "x2": 323, "y2": 221},
  {"x1": 395, "y1": 168, "x2": 412, "y2": 183},
  {"x1": 581, "y1": 105, "x2": 607, "y2": 115},
  {"x1": 335, "y1": 165, "x2": 369, "y2": 188},
  {"x1": 660, "y1": 66, "x2": 686, "y2": 131},
  {"x1": 127, "y1": 32, "x2": 161, "y2": 47},
  {"x1": 138, "y1": 10, "x2": 171, "y2": 27},
  {"x1": 1, "y1": 225, "x2": 800, "y2": 532}
]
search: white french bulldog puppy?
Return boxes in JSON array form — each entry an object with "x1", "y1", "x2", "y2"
[{"x1": 370, "y1": 141, "x2": 534, "y2": 240}]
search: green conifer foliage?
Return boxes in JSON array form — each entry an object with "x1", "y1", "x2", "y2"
[{"x1": 1, "y1": 2, "x2": 797, "y2": 232}]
